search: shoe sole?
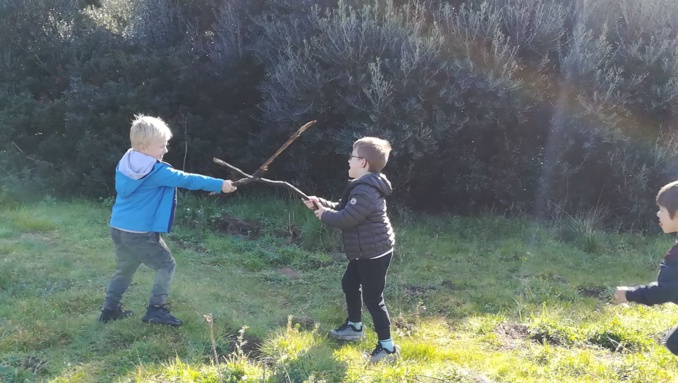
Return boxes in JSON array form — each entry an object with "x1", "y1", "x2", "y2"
[
  {"x1": 99, "y1": 315, "x2": 133, "y2": 323},
  {"x1": 328, "y1": 332, "x2": 365, "y2": 341},
  {"x1": 369, "y1": 354, "x2": 398, "y2": 363},
  {"x1": 369, "y1": 350, "x2": 399, "y2": 363},
  {"x1": 142, "y1": 318, "x2": 182, "y2": 327}
]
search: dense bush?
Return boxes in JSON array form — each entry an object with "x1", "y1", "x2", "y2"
[{"x1": 1, "y1": 0, "x2": 678, "y2": 230}]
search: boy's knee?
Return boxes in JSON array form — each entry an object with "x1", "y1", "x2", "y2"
[
  {"x1": 160, "y1": 257, "x2": 176, "y2": 271},
  {"x1": 148, "y1": 257, "x2": 175, "y2": 273}
]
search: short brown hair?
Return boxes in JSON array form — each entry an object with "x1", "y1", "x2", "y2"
[
  {"x1": 353, "y1": 137, "x2": 392, "y2": 172},
  {"x1": 657, "y1": 180, "x2": 678, "y2": 218}
]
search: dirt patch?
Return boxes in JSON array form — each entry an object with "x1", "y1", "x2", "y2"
[
  {"x1": 494, "y1": 321, "x2": 530, "y2": 350},
  {"x1": 22, "y1": 232, "x2": 57, "y2": 243},
  {"x1": 173, "y1": 238, "x2": 210, "y2": 253},
  {"x1": 495, "y1": 322, "x2": 529, "y2": 340},
  {"x1": 212, "y1": 215, "x2": 261, "y2": 237},
  {"x1": 402, "y1": 284, "x2": 437, "y2": 296},
  {"x1": 225, "y1": 332, "x2": 263, "y2": 359},
  {"x1": 0, "y1": 232, "x2": 57, "y2": 247},
  {"x1": 441, "y1": 280, "x2": 465, "y2": 290},
  {"x1": 278, "y1": 267, "x2": 301, "y2": 279},
  {"x1": 391, "y1": 316, "x2": 416, "y2": 335}
]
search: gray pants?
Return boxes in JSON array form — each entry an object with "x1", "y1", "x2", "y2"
[{"x1": 103, "y1": 228, "x2": 176, "y2": 310}]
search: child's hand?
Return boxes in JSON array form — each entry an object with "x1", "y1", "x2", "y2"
[
  {"x1": 313, "y1": 202, "x2": 326, "y2": 219},
  {"x1": 303, "y1": 196, "x2": 320, "y2": 210},
  {"x1": 221, "y1": 180, "x2": 237, "y2": 193},
  {"x1": 612, "y1": 286, "x2": 629, "y2": 305}
]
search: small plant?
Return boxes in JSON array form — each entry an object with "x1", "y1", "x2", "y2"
[{"x1": 557, "y1": 207, "x2": 609, "y2": 254}]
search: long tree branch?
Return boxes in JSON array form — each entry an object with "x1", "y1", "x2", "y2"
[{"x1": 213, "y1": 157, "x2": 310, "y2": 200}]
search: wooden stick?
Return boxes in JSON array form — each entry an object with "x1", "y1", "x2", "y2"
[
  {"x1": 249, "y1": 120, "x2": 316, "y2": 180},
  {"x1": 213, "y1": 157, "x2": 310, "y2": 200}
]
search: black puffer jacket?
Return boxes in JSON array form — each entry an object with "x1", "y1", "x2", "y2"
[
  {"x1": 626, "y1": 243, "x2": 678, "y2": 306},
  {"x1": 319, "y1": 172, "x2": 395, "y2": 260}
]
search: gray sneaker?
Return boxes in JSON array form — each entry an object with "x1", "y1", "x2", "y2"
[
  {"x1": 368, "y1": 343, "x2": 399, "y2": 363},
  {"x1": 328, "y1": 321, "x2": 365, "y2": 341}
]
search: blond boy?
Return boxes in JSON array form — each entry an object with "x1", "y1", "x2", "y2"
[{"x1": 100, "y1": 115, "x2": 236, "y2": 326}]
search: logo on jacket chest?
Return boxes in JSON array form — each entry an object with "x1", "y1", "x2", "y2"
[{"x1": 350, "y1": 198, "x2": 357, "y2": 205}]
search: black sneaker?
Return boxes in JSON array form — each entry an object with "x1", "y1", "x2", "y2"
[
  {"x1": 328, "y1": 320, "x2": 365, "y2": 341},
  {"x1": 368, "y1": 343, "x2": 399, "y2": 363},
  {"x1": 99, "y1": 307, "x2": 134, "y2": 323},
  {"x1": 141, "y1": 305, "x2": 183, "y2": 327}
]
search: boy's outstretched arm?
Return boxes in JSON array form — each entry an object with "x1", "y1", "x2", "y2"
[
  {"x1": 152, "y1": 166, "x2": 232, "y2": 193},
  {"x1": 618, "y1": 261, "x2": 678, "y2": 306},
  {"x1": 302, "y1": 196, "x2": 339, "y2": 210}
]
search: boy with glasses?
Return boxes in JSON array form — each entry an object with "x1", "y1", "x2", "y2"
[{"x1": 304, "y1": 137, "x2": 398, "y2": 363}]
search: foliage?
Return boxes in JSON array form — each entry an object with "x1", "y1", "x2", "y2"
[{"x1": 2, "y1": 0, "x2": 678, "y2": 230}]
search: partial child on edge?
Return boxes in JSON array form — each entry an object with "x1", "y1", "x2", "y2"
[
  {"x1": 613, "y1": 180, "x2": 678, "y2": 354},
  {"x1": 303, "y1": 137, "x2": 398, "y2": 363},
  {"x1": 99, "y1": 115, "x2": 237, "y2": 327}
]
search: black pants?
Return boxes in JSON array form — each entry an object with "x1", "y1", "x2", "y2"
[
  {"x1": 342, "y1": 253, "x2": 392, "y2": 340},
  {"x1": 665, "y1": 325, "x2": 678, "y2": 355}
]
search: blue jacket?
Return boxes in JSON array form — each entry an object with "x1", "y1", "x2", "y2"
[{"x1": 110, "y1": 149, "x2": 223, "y2": 233}]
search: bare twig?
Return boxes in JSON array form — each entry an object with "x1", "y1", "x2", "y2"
[
  {"x1": 213, "y1": 157, "x2": 310, "y2": 200},
  {"x1": 181, "y1": 111, "x2": 188, "y2": 171},
  {"x1": 203, "y1": 314, "x2": 223, "y2": 383}
]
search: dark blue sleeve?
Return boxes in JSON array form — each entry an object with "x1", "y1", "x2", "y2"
[
  {"x1": 626, "y1": 260, "x2": 678, "y2": 306},
  {"x1": 321, "y1": 187, "x2": 372, "y2": 230}
]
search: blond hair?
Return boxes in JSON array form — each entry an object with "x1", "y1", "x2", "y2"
[
  {"x1": 130, "y1": 114, "x2": 172, "y2": 147},
  {"x1": 353, "y1": 137, "x2": 392, "y2": 172}
]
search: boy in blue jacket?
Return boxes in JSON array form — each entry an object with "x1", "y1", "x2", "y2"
[
  {"x1": 613, "y1": 180, "x2": 678, "y2": 354},
  {"x1": 99, "y1": 115, "x2": 237, "y2": 326}
]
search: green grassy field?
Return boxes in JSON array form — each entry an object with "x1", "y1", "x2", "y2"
[{"x1": 1, "y1": 195, "x2": 678, "y2": 382}]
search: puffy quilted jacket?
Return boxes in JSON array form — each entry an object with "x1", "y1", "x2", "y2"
[
  {"x1": 626, "y1": 243, "x2": 678, "y2": 306},
  {"x1": 319, "y1": 172, "x2": 395, "y2": 260}
]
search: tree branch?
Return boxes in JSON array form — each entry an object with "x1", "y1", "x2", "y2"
[{"x1": 213, "y1": 157, "x2": 310, "y2": 200}]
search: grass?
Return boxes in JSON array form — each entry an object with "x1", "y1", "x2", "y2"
[{"x1": 1, "y1": 194, "x2": 678, "y2": 382}]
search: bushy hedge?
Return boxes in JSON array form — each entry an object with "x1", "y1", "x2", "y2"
[{"x1": 1, "y1": 0, "x2": 677, "y2": 230}]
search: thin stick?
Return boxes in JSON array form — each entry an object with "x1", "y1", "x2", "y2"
[
  {"x1": 203, "y1": 314, "x2": 223, "y2": 383},
  {"x1": 213, "y1": 157, "x2": 310, "y2": 200},
  {"x1": 250, "y1": 120, "x2": 316, "y2": 179}
]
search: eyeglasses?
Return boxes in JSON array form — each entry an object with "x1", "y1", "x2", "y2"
[{"x1": 349, "y1": 155, "x2": 363, "y2": 160}]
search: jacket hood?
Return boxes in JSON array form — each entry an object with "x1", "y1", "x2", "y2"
[
  {"x1": 354, "y1": 172, "x2": 393, "y2": 197},
  {"x1": 115, "y1": 149, "x2": 158, "y2": 198}
]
